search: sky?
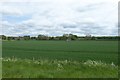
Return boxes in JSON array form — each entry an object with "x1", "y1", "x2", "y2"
[{"x1": 0, "y1": 0, "x2": 119, "y2": 36}]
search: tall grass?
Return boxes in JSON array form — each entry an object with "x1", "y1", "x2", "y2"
[{"x1": 2, "y1": 57, "x2": 118, "y2": 78}]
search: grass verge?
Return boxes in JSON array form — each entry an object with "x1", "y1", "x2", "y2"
[{"x1": 2, "y1": 57, "x2": 118, "y2": 78}]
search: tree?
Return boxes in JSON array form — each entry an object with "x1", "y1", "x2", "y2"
[
  {"x1": 62, "y1": 34, "x2": 78, "y2": 41},
  {"x1": 69, "y1": 34, "x2": 78, "y2": 40},
  {"x1": 31, "y1": 37, "x2": 37, "y2": 40},
  {"x1": 7, "y1": 37, "x2": 13, "y2": 40},
  {"x1": 0, "y1": 35, "x2": 7, "y2": 40},
  {"x1": 62, "y1": 34, "x2": 69, "y2": 41},
  {"x1": 85, "y1": 34, "x2": 92, "y2": 40},
  {"x1": 38, "y1": 34, "x2": 49, "y2": 40},
  {"x1": 24, "y1": 36, "x2": 30, "y2": 40}
]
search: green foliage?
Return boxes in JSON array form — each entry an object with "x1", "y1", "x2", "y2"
[{"x1": 2, "y1": 58, "x2": 118, "y2": 78}]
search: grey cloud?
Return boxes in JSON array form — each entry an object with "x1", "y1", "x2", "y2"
[
  {"x1": 75, "y1": 2, "x2": 105, "y2": 12},
  {"x1": 2, "y1": 21, "x2": 118, "y2": 36},
  {"x1": 1, "y1": 1, "x2": 117, "y2": 36},
  {"x1": 61, "y1": 24, "x2": 77, "y2": 28}
]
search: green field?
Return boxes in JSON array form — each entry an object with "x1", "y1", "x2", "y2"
[
  {"x1": 2, "y1": 40, "x2": 118, "y2": 78},
  {"x1": 2, "y1": 41, "x2": 118, "y2": 64}
]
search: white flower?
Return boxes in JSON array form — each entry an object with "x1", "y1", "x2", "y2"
[{"x1": 57, "y1": 63, "x2": 64, "y2": 70}]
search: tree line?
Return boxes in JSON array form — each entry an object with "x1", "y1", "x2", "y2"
[{"x1": 0, "y1": 34, "x2": 119, "y2": 41}]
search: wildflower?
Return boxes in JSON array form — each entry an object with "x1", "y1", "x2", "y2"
[
  {"x1": 64, "y1": 60, "x2": 67, "y2": 63},
  {"x1": 111, "y1": 62, "x2": 115, "y2": 67},
  {"x1": 34, "y1": 61, "x2": 40, "y2": 64},
  {"x1": 0, "y1": 57, "x2": 3, "y2": 60},
  {"x1": 57, "y1": 63, "x2": 64, "y2": 70}
]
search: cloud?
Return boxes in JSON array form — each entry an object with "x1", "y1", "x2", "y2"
[
  {"x1": 0, "y1": 6, "x2": 23, "y2": 16},
  {"x1": 0, "y1": 0, "x2": 118, "y2": 36}
]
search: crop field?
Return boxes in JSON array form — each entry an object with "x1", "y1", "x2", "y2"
[
  {"x1": 2, "y1": 41, "x2": 118, "y2": 64},
  {"x1": 2, "y1": 40, "x2": 119, "y2": 78}
]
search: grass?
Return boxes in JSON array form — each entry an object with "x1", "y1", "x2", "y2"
[
  {"x1": 2, "y1": 40, "x2": 118, "y2": 64},
  {"x1": 2, "y1": 57, "x2": 118, "y2": 78},
  {"x1": 2, "y1": 40, "x2": 118, "y2": 78}
]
